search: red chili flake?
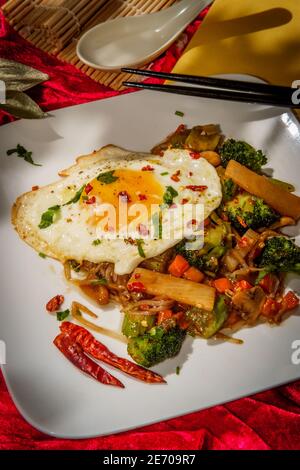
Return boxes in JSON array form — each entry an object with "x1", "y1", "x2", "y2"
[
  {"x1": 238, "y1": 236, "x2": 250, "y2": 249},
  {"x1": 85, "y1": 183, "x2": 93, "y2": 194},
  {"x1": 118, "y1": 191, "x2": 131, "y2": 203},
  {"x1": 127, "y1": 282, "x2": 146, "y2": 293},
  {"x1": 188, "y1": 172, "x2": 193, "y2": 177},
  {"x1": 141, "y1": 165, "x2": 154, "y2": 171},
  {"x1": 137, "y1": 223, "x2": 149, "y2": 236},
  {"x1": 181, "y1": 198, "x2": 189, "y2": 205},
  {"x1": 32, "y1": 185, "x2": 39, "y2": 191},
  {"x1": 138, "y1": 194, "x2": 147, "y2": 201},
  {"x1": 86, "y1": 196, "x2": 96, "y2": 205},
  {"x1": 171, "y1": 170, "x2": 181, "y2": 182},
  {"x1": 134, "y1": 273, "x2": 141, "y2": 279},
  {"x1": 185, "y1": 185, "x2": 208, "y2": 192},
  {"x1": 46, "y1": 295, "x2": 64, "y2": 313},
  {"x1": 175, "y1": 124, "x2": 186, "y2": 134},
  {"x1": 187, "y1": 219, "x2": 200, "y2": 230},
  {"x1": 189, "y1": 151, "x2": 201, "y2": 160},
  {"x1": 237, "y1": 215, "x2": 248, "y2": 228}
]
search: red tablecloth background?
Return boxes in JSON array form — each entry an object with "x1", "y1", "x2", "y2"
[{"x1": 1, "y1": 3, "x2": 300, "y2": 450}]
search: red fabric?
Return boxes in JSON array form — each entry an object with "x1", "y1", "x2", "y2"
[{"x1": 1, "y1": 3, "x2": 300, "y2": 450}]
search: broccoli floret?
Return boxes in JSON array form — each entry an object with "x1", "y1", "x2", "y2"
[
  {"x1": 222, "y1": 177, "x2": 237, "y2": 202},
  {"x1": 175, "y1": 223, "x2": 228, "y2": 273},
  {"x1": 224, "y1": 192, "x2": 279, "y2": 233},
  {"x1": 220, "y1": 139, "x2": 267, "y2": 172},
  {"x1": 127, "y1": 326, "x2": 186, "y2": 367},
  {"x1": 258, "y1": 236, "x2": 300, "y2": 273}
]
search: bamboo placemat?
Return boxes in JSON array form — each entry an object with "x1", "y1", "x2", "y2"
[{"x1": 1, "y1": 0, "x2": 178, "y2": 90}]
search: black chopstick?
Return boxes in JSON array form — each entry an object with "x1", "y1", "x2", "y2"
[
  {"x1": 122, "y1": 81, "x2": 298, "y2": 108},
  {"x1": 122, "y1": 68, "x2": 295, "y2": 99}
]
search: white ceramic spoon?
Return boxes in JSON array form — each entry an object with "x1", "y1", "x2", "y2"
[{"x1": 76, "y1": 0, "x2": 212, "y2": 70}]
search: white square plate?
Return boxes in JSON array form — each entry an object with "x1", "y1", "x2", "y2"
[{"x1": 1, "y1": 76, "x2": 300, "y2": 438}]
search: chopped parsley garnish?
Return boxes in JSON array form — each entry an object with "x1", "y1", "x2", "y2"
[
  {"x1": 160, "y1": 172, "x2": 169, "y2": 176},
  {"x1": 56, "y1": 309, "x2": 70, "y2": 321},
  {"x1": 39, "y1": 252, "x2": 47, "y2": 259},
  {"x1": 7, "y1": 144, "x2": 42, "y2": 166},
  {"x1": 92, "y1": 239, "x2": 101, "y2": 246},
  {"x1": 175, "y1": 110, "x2": 184, "y2": 117},
  {"x1": 176, "y1": 366, "x2": 180, "y2": 375},
  {"x1": 38, "y1": 205, "x2": 61, "y2": 229},
  {"x1": 90, "y1": 278, "x2": 107, "y2": 286},
  {"x1": 137, "y1": 239, "x2": 146, "y2": 258},
  {"x1": 64, "y1": 185, "x2": 86, "y2": 205},
  {"x1": 163, "y1": 186, "x2": 178, "y2": 205},
  {"x1": 97, "y1": 170, "x2": 118, "y2": 184}
]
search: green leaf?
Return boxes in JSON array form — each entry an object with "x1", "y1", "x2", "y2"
[
  {"x1": 64, "y1": 185, "x2": 86, "y2": 205},
  {"x1": 0, "y1": 58, "x2": 49, "y2": 92},
  {"x1": 255, "y1": 268, "x2": 273, "y2": 285},
  {"x1": 90, "y1": 278, "x2": 108, "y2": 286},
  {"x1": 39, "y1": 252, "x2": 47, "y2": 259},
  {"x1": 92, "y1": 239, "x2": 101, "y2": 246},
  {"x1": 39, "y1": 205, "x2": 61, "y2": 229},
  {"x1": 163, "y1": 186, "x2": 178, "y2": 205},
  {"x1": 97, "y1": 170, "x2": 118, "y2": 184},
  {"x1": 56, "y1": 309, "x2": 70, "y2": 322},
  {"x1": 137, "y1": 239, "x2": 146, "y2": 258},
  {"x1": 0, "y1": 90, "x2": 47, "y2": 119},
  {"x1": 7, "y1": 144, "x2": 41, "y2": 166},
  {"x1": 175, "y1": 110, "x2": 184, "y2": 117}
]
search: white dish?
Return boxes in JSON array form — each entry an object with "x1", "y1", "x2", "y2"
[{"x1": 0, "y1": 75, "x2": 300, "y2": 439}]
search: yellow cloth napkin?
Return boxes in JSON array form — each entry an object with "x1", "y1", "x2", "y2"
[{"x1": 172, "y1": 0, "x2": 300, "y2": 88}]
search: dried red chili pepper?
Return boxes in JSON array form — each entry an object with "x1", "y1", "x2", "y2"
[
  {"x1": 54, "y1": 333, "x2": 124, "y2": 388},
  {"x1": 60, "y1": 323, "x2": 165, "y2": 384},
  {"x1": 46, "y1": 295, "x2": 64, "y2": 312}
]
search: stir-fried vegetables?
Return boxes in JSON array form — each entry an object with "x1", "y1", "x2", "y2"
[
  {"x1": 220, "y1": 139, "x2": 267, "y2": 173},
  {"x1": 128, "y1": 267, "x2": 216, "y2": 312},
  {"x1": 127, "y1": 325, "x2": 186, "y2": 367},
  {"x1": 225, "y1": 160, "x2": 300, "y2": 219},
  {"x1": 257, "y1": 236, "x2": 300, "y2": 274},
  {"x1": 186, "y1": 296, "x2": 228, "y2": 339},
  {"x1": 175, "y1": 222, "x2": 229, "y2": 274},
  {"x1": 222, "y1": 192, "x2": 279, "y2": 233}
]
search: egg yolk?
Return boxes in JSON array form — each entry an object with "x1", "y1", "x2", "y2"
[{"x1": 82, "y1": 169, "x2": 164, "y2": 231}]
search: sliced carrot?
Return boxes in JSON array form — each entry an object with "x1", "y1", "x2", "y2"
[
  {"x1": 183, "y1": 266, "x2": 205, "y2": 283},
  {"x1": 157, "y1": 309, "x2": 173, "y2": 325},
  {"x1": 213, "y1": 277, "x2": 232, "y2": 293},
  {"x1": 168, "y1": 254, "x2": 190, "y2": 278},
  {"x1": 259, "y1": 273, "x2": 278, "y2": 294}
]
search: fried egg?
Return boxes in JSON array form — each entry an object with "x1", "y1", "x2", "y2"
[{"x1": 12, "y1": 145, "x2": 222, "y2": 274}]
